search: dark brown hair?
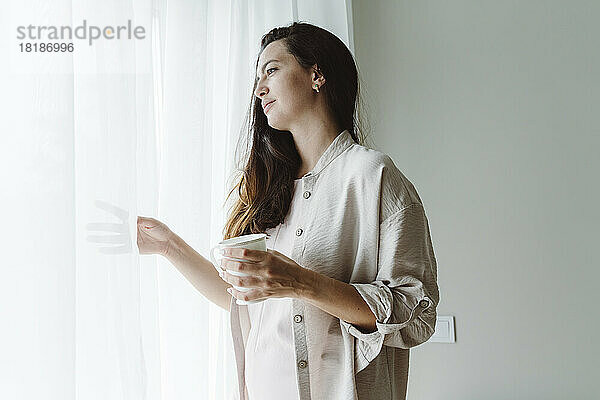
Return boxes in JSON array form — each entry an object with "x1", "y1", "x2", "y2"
[{"x1": 222, "y1": 21, "x2": 372, "y2": 240}]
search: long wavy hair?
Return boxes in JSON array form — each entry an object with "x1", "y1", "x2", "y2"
[{"x1": 222, "y1": 21, "x2": 372, "y2": 240}]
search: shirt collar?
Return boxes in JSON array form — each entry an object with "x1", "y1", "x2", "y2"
[{"x1": 303, "y1": 129, "x2": 355, "y2": 178}]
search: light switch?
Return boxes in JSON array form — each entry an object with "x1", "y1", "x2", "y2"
[{"x1": 428, "y1": 316, "x2": 455, "y2": 343}]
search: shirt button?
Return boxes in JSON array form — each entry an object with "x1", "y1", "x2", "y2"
[
  {"x1": 303, "y1": 191, "x2": 311, "y2": 199},
  {"x1": 298, "y1": 360, "x2": 307, "y2": 369},
  {"x1": 419, "y1": 300, "x2": 430, "y2": 308},
  {"x1": 296, "y1": 228, "x2": 303, "y2": 236},
  {"x1": 294, "y1": 315, "x2": 303, "y2": 323}
]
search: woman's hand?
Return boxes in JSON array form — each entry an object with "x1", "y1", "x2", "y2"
[
  {"x1": 218, "y1": 248, "x2": 314, "y2": 302},
  {"x1": 137, "y1": 216, "x2": 175, "y2": 256}
]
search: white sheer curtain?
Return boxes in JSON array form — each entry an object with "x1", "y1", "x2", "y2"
[{"x1": 0, "y1": 0, "x2": 353, "y2": 399}]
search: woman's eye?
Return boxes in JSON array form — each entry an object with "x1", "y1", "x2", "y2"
[{"x1": 267, "y1": 68, "x2": 277, "y2": 75}]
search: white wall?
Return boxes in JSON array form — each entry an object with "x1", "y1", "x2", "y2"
[{"x1": 352, "y1": 1, "x2": 599, "y2": 398}]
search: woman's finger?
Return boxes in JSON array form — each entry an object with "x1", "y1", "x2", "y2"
[
  {"x1": 222, "y1": 248, "x2": 266, "y2": 262},
  {"x1": 221, "y1": 258, "x2": 261, "y2": 275}
]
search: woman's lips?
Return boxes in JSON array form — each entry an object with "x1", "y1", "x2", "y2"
[{"x1": 264, "y1": 100, "x2": 275, "y2": 113}]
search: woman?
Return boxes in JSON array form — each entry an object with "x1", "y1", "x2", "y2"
[{"x1": 138, "y1": 22, "x2": 439, "y2": 400}]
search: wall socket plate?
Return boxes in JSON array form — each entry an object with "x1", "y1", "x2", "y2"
[{"x1": 428, "y1": 316, "x2": 455, "y2": 343}]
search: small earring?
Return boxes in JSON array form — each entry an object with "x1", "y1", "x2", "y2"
[{"x1": 313, "y1": 84, "x2": 320, "y2": 93}]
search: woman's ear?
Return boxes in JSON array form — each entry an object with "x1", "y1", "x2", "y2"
[{"x1": 312, "y1": 66, "x2": 326, "y2": 85}]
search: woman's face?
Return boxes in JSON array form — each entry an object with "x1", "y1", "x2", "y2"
[{"x1": 254, "y1": 40, "x2": 322, "y2": 131}]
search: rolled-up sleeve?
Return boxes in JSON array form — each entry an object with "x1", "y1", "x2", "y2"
[{"x1": 339, "y1": 202, "x2": 440, "y2": 372}]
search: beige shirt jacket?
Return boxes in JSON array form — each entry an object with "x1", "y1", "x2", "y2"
[{"x1": 229, "y1": 129, "x2": 440, "y2": 400}]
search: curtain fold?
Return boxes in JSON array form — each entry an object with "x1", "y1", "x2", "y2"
[{"x1": 0, "y1": 1, "x2": 353, "y2": 399}]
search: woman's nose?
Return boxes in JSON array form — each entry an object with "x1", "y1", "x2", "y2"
[{"x1": 254, "y1": 82, "x2": 268, "y2": 98}]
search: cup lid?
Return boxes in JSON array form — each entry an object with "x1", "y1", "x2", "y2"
[{"x1": 218, "y1": 233, "x2": 266, "y2": 246}]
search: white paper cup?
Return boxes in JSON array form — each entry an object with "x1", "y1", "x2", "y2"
[{"x1": 210, "y1": 233, "x2": 267, "y2": 305}]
